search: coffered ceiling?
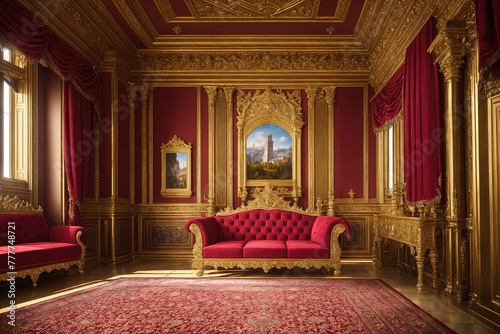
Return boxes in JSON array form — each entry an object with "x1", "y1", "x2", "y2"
[{"x1": 18, "y1": 0, "x2": 471, "y2": 90}]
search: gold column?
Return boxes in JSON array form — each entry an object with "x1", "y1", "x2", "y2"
[
  {"x1": 325, "y1": 86, "x2": 336, "y2": 208},
  {"x1": 305, "y1": 86, "x2": 318, "y2": 209},
  {"x1": 139, "y1": 85, "x2": 149, "y2": 204},
  {"x1": 429, "y1": 21, "x2": 469, "y2": 300},
  {"x1": 204, "y1": 86, "x2": 217, "y2": 214},
  {"x1": 223, "y1": 87, "x2": 235, "y2": 208},
  {"x1": 126, "y1": 84, "x2": 137, "y2": 204}
]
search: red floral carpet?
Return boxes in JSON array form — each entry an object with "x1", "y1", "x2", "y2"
[{"x1": 1, "y1": 278, "x2": 456, "y2": 333}]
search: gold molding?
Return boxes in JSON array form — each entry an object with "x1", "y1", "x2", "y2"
[
  {"x1": 197, "y1": 87, "x2": 202, "y2": 203},
  {"x1": 369, "y1": 0, "x2": 435, "y2": 94},
  {"x1": 133, "y1": 52, "x2": 370, "y2": 72},
  {"x1": 236, "y1": 88, "x2": 303, "y2": 201},
  {"x1": 223, "y1": 87, "x2": 235, "y2": 208},
  {"x1": 111, "y1": 0, "x2": 157, "y2": 47},
  {"x1": 160, "y1": 135, "x2": 193, "y2": 198},
  {"x1": 218, "y1": 185, "x2": 320, "y2": 216},
  {"x1": 0, "y1": 195, "x2": 42, "y2": 213}
]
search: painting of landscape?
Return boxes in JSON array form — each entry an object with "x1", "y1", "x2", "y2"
[{"x1": 246, "y1": 124, "x2": 292, "y2": 180}]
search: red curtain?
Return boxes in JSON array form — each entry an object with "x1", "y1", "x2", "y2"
[
  {"x1": 64, "y1": 83, "x2": 94, "y2": 225},
  {"x1": 0, "y1": 0, "x2": 98, "y2": 100},
  {"x1": 475, "y1": 0, "x2": 500, "y2": 79},
  {"x1": 404, "y1": 18, "x2": 442, "y2": 207},
  {"x1": 0, "y1": 0, "x2": 98, "y2": 225},
  {"x1": 372, "y1": 64, "x2": 405, "y2": 131}
]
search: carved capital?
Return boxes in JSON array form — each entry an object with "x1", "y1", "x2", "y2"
[
  {"x1": 204, "y1": 86, "x2": 218, "y2": 105},
  {"x1": 223, "y1": 86, "x2": 235, "y2": 103},
  {"x1": 429, "y1": 21, "x2": 469, "y2": 82}
]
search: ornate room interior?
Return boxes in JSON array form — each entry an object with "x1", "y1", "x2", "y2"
[{"x1": 0, "y1": 0, "x2": 499, "y2": 331}]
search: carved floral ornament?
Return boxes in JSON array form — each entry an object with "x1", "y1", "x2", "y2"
[{"x1": 0, "y1": 195, "x2": 42, "y2": 213}]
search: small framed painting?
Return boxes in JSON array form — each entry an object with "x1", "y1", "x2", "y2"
[{"x1": 160, "y1": 135, "x2": 192, "y2": 198}]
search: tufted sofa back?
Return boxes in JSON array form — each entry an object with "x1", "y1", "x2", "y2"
[
  {"x1": 215, "y1": 209, "x2": 317, "y2": 241},
  {"x1": 0, "y1": 213, "x2": 49, "y2": 246}
]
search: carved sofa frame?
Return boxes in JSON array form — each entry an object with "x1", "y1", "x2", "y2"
[
  {"x1": 185, "y1": 186, "x2": 350, "y2": 276},
  {"x1": 0, "y1": 196, "x2": 86, "y2": 287}
]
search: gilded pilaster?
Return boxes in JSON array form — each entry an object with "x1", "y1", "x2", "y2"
[
  {"x1": 306, "y1": 86, "x2": 318, "y2": 209},
  {"x1": 223, "y1": 87, "x2": 235, "y2": 208},
  {"x1": 429, "y1": 20, "x2": 469, "y2": 300},
  {"x1": 325, "y1": 86, "x2": 336, "y2": 206},
  {"x1": 204, "y1": 86, "x2": 217, "y2": 212},
  {"x1": 139, "y1": 85, "x2": 149, "y2": 204},
  {"x1": 126, "y1": 84, "x2": 137, "y2": 204}
]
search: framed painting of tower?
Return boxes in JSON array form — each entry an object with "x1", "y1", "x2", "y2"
[
  {"x1": 237, "y1": 88, "x2": 304, "y2": 201},
  {"x1": 160, "y1": 135, "x2": 192, "y2": 198}
]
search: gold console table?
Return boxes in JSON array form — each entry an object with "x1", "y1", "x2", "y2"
[{"x1": 373, "y1": 214, "x2": 439, "y2": 291}]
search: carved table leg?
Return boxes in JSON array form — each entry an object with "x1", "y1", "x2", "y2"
[
  {"x1": 415, "y1": 250, "x2": 424, "y2": 291},
  {"x1": 429, "y1": 248, "x2": 438, "y2": 289}
]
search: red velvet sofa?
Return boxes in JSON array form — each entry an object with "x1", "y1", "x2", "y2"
[
  {"x1": 0, "y1": 197, "x2": 86, "y2": 287},
  {"x1": 185, "y1": 187, "x2": 350, "y2": 276}
]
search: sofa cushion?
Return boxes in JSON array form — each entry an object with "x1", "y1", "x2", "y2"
[
  {"x1": 243, "y1": 240, "x2": 287, "y2": 258},
  {"x1": 203, "y1": 241, "x2": 246, "y2": 258},
  {"x1": 216, "y1": 209, "x2": 316, "y2": 242},
  {"x1": 286, "y1": 240, "x2": 330, "y2": 259},
  {"x1": 0, "y1": 242, "x2": 82, "y2": 273},
  {"x1": 0, "y1": 214, "x2": 49, "y2": 246}
]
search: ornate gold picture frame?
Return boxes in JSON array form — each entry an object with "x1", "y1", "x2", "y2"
[
  {"x1": 237, "y1": 88, "x2": 304, "y2": 201},
  {"x1": 160, "y1": 135, "x2": 192, "y2": 198}
]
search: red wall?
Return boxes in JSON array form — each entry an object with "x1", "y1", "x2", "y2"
[
  {"x1": 152, "y1": 87, "x2": 198, "y2": 203},
  {"x1": 368, "y1": 86, "x2": 377, "y2": 198},
  {"x1": 98, "y1": 73, "x2": 112, "y2": 198},
  {"x1": 134, "y1": 92, "x2": 142, "y2": 203},
  {"x1": 334, "y1": 87, "x2": 364, "y2": 198},
  {"x1": 117, "y1": 80, "x2": 130, "y2": 199}
]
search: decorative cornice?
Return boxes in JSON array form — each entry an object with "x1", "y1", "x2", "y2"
[
  {"x1": 18, "y1": 0, "x2": 135, "y2": 72},
  {"x1": 369, "y1": 0, "x2": 435, "y2": 93},
  {"x1": 132, "y1": 51, "x2": 370, "y2": 72},
  {"x1": 111, "y1": 0, "x2": 157, "y2": 47}
]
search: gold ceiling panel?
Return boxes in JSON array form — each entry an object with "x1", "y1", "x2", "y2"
[{"x1": 187, "y1": 0, "x2": 320, "y2": 19}]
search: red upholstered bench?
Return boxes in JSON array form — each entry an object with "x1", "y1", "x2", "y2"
[
  {"x1": 0, "y1": 196, "x2": 86, "y2": 287},
  {"x1": 185, "y1": 187, "x2": 350, "y2": 276}
]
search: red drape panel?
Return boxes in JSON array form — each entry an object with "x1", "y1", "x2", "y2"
[
  {"x1": 404, "y1": 18, "x2": 442, "y2": 207},
  {"x1": 1, "y1": 0, "x2": 98, "y2": 225},
  {"x1": 372, "y1": 64, "x2": 405, "y2": 131},
  {"x1": 475, "y1": 0, "x2": 500, "y2": 79},
  {"x1": 0, "y1": 0, "x2": 98, "y2": 101},
  {"x1": 64, "y1": 82, "x2": 93, "y2": 226}
]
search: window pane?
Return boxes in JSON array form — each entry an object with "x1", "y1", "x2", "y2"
[{"x1": 2, "y1": 48, "x2": 11, "y2": 62}]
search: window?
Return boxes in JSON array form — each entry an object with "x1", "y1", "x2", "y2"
[{"x1": 0, "y1": 46, "x2": 29, "y2": 183}]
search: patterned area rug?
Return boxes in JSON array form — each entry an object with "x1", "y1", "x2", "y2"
[{"x1": 1, "y1": 278, "x2": 456, "y2": 333}]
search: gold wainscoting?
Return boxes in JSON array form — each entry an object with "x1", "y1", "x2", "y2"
[{"x1": 135, "y1": 204, "x2": 207, "y2": 259}]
